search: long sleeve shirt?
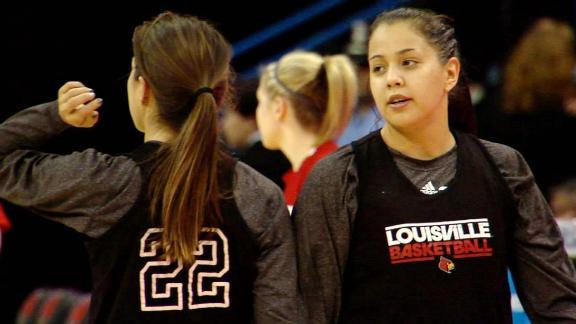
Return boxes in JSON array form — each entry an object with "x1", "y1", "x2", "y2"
[
  {"x1": 293, "y1": 135, "x2": 576, "y2": 323},
  {"x1": 0, "y1": 101, "x2": 301, "y2": 323}
]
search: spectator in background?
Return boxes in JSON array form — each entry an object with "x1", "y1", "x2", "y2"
[
  {"x1": 0, "y1": 202, "x2": 9, "y2": 252},
  {"x1": 256, "y1": 51, "x2": 357, "y2": 211},
  {"x1": 551, "y1": 179, "x2": 576, "y2": 261},
  {"x1": 502, "y1": 18, "x2": 575, "y2": 115},
  {"x1": 220, "y1": 80, "x2": 260, "y2": 153},
  {"x1": 220, "y1": 78, "x2": 291, "y2": 189},
  {"x1": 552, "y1": 179, "x2": 576, "y2": 219},
  {"x1": 477, "y1": 17, "x2": 576, "y2": 196}
]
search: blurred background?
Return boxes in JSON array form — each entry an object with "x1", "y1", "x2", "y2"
[{"x1": 1, "y1": 0, "x2": 575, "y2": 323}]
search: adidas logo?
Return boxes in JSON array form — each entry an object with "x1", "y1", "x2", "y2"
[{"x1": 420, "y1": 181, "x2": 447, "y2": 195}]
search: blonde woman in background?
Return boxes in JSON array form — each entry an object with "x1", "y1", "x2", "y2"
[{"x1": 256, "y1": 51, "x2": 358, "y2": 210}]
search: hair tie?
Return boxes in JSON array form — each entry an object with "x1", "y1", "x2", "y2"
[
  {"x1": 273, "y1": 63, "x2": 296, "y2": 95},
  {"x1": 193, "y1": 87, "x2": 214, "y2": 98},
  {"x1": 272, "y1": 63, "x2": 310, "y2": 101},
  {"x1": 186, "y1": 87, "x2": 214, "y2": 108},
  {"x1": 271, "y1": 62, "x2": 323, "y2": 114}
]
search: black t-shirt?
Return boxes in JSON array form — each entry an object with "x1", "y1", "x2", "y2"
[{"x1": 340, "y1": 131, "x2": 515, "y2": 323}]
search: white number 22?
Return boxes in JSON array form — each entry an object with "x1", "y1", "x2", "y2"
[{"x1": 139, "y1": 227, "x2": 230, "y2": 311}]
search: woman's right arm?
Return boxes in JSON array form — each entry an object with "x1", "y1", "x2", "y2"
[
  {"x1": 0, "y1": 82, "x2": 100, "y2": 155},
  {"x1": 0, "y1": 83, "x2": 141, "y2": 238},
  {"x1": 292, "y1": 147, "x2": 358, "y2": 324}
]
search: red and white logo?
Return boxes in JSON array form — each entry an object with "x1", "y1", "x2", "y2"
[
  {"x1": 438, "y1": 256, "x2": 455, "y2": 274},
  {"x1": 386, "y1": 218, "x2": 493, "y2": 264}
]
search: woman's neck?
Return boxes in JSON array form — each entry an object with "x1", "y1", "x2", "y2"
[
  {"x1": 381, "y1": 123, "x2": 455, "y2": 160},
  {"x1": 280, "y1": 127, "x2": 319, "y2": 171},
  {"x1": 143, "y1": 116, "x2": 176, "y2": 143},
  {"x1": 144, "y1": 127, "x2": 175, "y2": 143}
]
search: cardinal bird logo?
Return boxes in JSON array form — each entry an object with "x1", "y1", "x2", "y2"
[{"x1": 438, "y1": 256, "x2": 455, "y2": 274}]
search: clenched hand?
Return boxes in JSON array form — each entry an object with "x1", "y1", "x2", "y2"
[{"x1": 58, "y1": 81, "x2": 103, "y2": 128}]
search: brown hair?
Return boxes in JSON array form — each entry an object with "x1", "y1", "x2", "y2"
[
  {"x1": 502, "y1": 18, "x2": 575, "y2": 113},
  {"x1": 132, "y1": 12, "x2": 232, "y2": 264},
  {"x1": 259, "y1": 51, "x2": 358, "y2": 145}
]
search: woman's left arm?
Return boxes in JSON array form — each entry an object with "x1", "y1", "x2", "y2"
[
  {"x1": 234, "y1": 162, "x2": 301, "y2": 324},
  {"x1": 484, "y1": 140, "x2": 576, "y2": 321}
]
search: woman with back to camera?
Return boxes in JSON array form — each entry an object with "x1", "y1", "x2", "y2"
[
  {"x1": 293, "y1": 7, "x2": 576, "y2": 323},
  {"x1": 255, "y1": 51, "x2": 357, "y2": 211},
  {"x1": 0, "y1": 12, "x2": 299, "y2": 324}
]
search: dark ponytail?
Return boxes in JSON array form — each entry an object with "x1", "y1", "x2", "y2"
[{"x1": 448, "y1": 71, "x2": 477, "y2": 134}]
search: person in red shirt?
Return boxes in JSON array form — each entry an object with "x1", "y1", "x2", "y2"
[
  {"x1": 0, "y1": 203, "x2": 9, "y2": 231},
  {"x1": 0, "y1": 203, "x2": 10, "y2": 251},
  {"x1": 255, "y1": 51, "x2": 358, "y2": 210}
]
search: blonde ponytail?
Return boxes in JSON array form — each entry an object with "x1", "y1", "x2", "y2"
[
  {"x1": 316, "y1": 55, "x2": 358, "y2": 144},
  {"x1": 259, "y1": 51, "x2": 358, "y2": 146}
]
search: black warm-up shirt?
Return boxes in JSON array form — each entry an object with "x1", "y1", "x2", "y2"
[{"x1": 0, "y1": 101, "x2": 301, "y2": 324}]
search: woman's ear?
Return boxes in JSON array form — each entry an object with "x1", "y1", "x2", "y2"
[
  {"x1": 272, "y1": 96, "x2": 288, "y2": 121},
  {"x1": 139, "y1": 76, "x2": 152, "y2": 105},
  {"x1": 445, "y1": 57, "x2": 461, "y2": 92}
]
